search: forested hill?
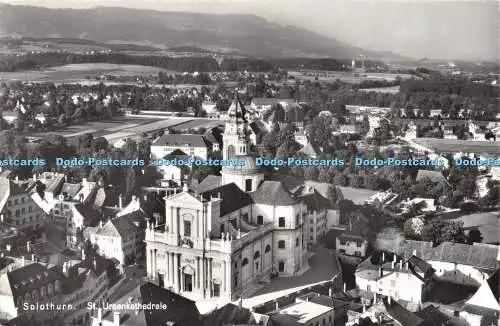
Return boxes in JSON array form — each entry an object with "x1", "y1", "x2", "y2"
[{"x1": 0, "y1": 4, "x2": 408, "y2": 60}]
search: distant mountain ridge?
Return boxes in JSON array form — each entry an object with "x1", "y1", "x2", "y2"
[{"x1": 0, "y1": 4, "x2": 410, "y2": 61}]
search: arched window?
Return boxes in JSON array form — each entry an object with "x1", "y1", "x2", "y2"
[
  {"x1": 242, "y1": 258, "x2": 249, "y2": 266},
  {"x1": 254, "y1": 251, "x2": 260, "y2": 259},
  {"x1": 265, "y1": 245, "x2": 271, "y2": 253}
]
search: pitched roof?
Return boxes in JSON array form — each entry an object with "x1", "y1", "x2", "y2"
[
  {"x1": 196, "y1": 175, "x2": 222, "y2": 193},
  {"x1": 228, "y1": 93, "x2": 248, "y2": 123},
  {"x1": 152, "y1": 134, "x2": 208, "y2": 148},
  {"x1": 201, "y1": 183, "x2": 253, "y2": 216},
  {"x1": 251, "y1": 181, "x2": 298, "y2": 206},
  {"x1": 414, "y1": 305, "x2": 453, "y2": 326},
  {"x1": 416, "y1": 170, "x2": 449, "y2": 186},
  {"x1": 73, "y1": 203, "x2": 104, "y2": 226},
  {"x1": 465, "y1": 271, "x2": 500, "y2": 311},
  {"x1": 5, "y1": 262, "x2": 64, "y2": 298},
  {"x1": 138, "y1": 282, "x2": 201, "y2": 326},
  {"x1": 299, "y1": 189, "x2": 330, "y2": 211},
  {"x1": 203, "y1": 303, "x2": 257, "y2": 326},
  {"x1": 384, "y1": 298, "x2": 424, "y2": 326},
  {"x1": 0, "y1": 178, "x2": 27, "y2": 213}
]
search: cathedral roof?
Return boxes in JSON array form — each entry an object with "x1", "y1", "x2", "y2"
[
  {"x1": 221, "y1": 155, "x2": 262, "y2": 175},
  {"x1": 251, "y1": 181, "x2": 298, "y2": 206},
  {"x1": 201, "y1": 183, "x2": 253, "y2": 216}
]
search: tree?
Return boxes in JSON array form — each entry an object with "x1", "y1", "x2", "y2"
[
  {"x1": 421, "y1": 220, "x2": 467, "y2": 246},
  {"x1": 404, "y1": 217, "x2": 425, "y2": 240},
  {"x1": 467, "y1": 229, "x2": 483, "y2": 244}
]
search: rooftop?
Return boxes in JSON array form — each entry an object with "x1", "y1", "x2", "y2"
[
  {"x1": 251, "y1": 181, "x2": 298, "y2": 206},
  {"x1": 152, "y1": 134, "x2": 208, "y2": 148}
]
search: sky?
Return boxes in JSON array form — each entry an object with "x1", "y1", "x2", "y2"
[{"x1": 1, "y1": 0, "x2": 498, "y2": 61}]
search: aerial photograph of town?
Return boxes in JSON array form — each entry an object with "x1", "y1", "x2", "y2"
[{"x1": 0, "y1": 0, "x2": 498, "y2": 325}]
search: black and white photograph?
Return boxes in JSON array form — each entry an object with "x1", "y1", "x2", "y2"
[{"x1": 0, "y1": 0, "x2": 498, "y2": 325}]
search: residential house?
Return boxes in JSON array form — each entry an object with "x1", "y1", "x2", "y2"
[
  {"x1": 298, "y1": 189, "x2": 330, "y2": 244},
  {"x1": 269, "y1": 296, "x2": 335, "y2": 326},
  {"x1": 0, "y1": 262, "x2": 65, "y2": 322},
  {"x1": 84, "y1": 213, "x2": 143, "y2": 266},
  {"x1": 0, "y1": 178, "x2": 46, "y2": 237},
  {"x1": 355, "y1": 252, "x2": 435, "y2": 304},
  {"x1": 150, "y1": 134, "x2": 214, "y2": 160},
  {"x1": 394, "y1": 240, "x2": 500, "y2": 284},
  {"x1": 337, "y1": 233, "x2": 369, "y2": 257}
]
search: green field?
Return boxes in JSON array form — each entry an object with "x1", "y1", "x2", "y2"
[{"x1": 0, "y1": 63, "x2": 175, "y2": 83}]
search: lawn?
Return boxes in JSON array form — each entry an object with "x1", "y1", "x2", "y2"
[{"x1": 452, "y1": 212, "x2": 500, "y2": 244}]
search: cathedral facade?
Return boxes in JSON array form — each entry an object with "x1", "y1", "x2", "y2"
[{"x1": 145, "y1": 94, "x2": 311, "y2": 302}]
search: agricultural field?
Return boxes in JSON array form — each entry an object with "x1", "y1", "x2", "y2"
[
  {"x1": 288, "y1": 70, "x2": 414, "y2": 83},
  {"x1": 0, "y1": 63, "x2": 175, "y2": 83}
]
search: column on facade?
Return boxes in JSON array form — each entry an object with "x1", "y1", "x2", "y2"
[
  {"x1": 197, "y1": 257, "x2": 201, "y2": 290},
  {"x1": 174, "y1": 208, "x2": 179, "y2": 235},
  {"x1": 165, "y1": 251, "x2": 170, "y2": 284},
  {"x1": 201, "y1": 257, "x2": 206, "y2": 297},
  {"x1": 225, "y1": 259, "x2": 231, "y2": 295},
  {"x1": 223, "y1": 260, "x2": 227, "y2": 292},
  {"x1": 209, "y1": 258, "x2": 213, "y2": 296},
  {"x1": 146, "y1": 248, "x2": 152, "y2": 277},
  {"x1": 153, "y1": 249, "x2": 157, "y2": 278},
  {"x1": 170, "y1": 206, "x2": 174, "y2": 234},
  {"x1": 197, "y1": 209, "x2": 201, "y2": 238},
  {"x1": 171, "y1": 253, "x2": 177, "y2": 292},
  {"x1": 170, "y1": 252, "x2": 175, "y2": 288}
]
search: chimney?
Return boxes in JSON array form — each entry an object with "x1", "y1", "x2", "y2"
[
  {"x1": 26, "y1": 241, "x2": 30, "y2": 252},
  {"x1": 99, "y1": 221, "x2": 103, "y2": 228},
  {"x1": 118, "y1": 194, "x2": 123, "y2": 209},
  {"x1": 82, "y1": 249, "x2": 86, "y2": 261},
  {"x1": 21, "y1": 256, "x2": 25, "y2": 266},
  {"x1": 399, "y1": 260, "x2": 403, "y2": 269},
  {"x1": 113, "y1": 312, "x2": 120, "y2": 326},
  {"x1": 382, "y1": 252, "x2": 385, "y2": 263},
  {"x1": 275, "y1": 302, "x2": 279, "y2": 311},
  {"x1": 412, "y1": 249, "x2": 417, "y2": 256},
  {"x1": 363, "y1": 304, "x2": 366, "y2": 313},
  {"x1": 343, "y1": 283, "x2": 347, "y2": 292},
  {"x1": 97, "y1": 308, "x2": 102, "y2": 322},
  {"x1": 31, "y1": 254, "x2": 35, "y2": 262},
  {"x1": 391, "y1": 261, "x2": 395, "y2": 269},
  {"x1": 0, "y1": 214, "x2": 3, "y2": 223},
  {"x1": 33, "y1": 174, "x2": 37, "y2": 182},
  {"x1": 183, "y1": 183, "x2": 188, "y2": 192},
  {"x1": 393, "y1": 254, "x2": 397, "y2": 263},
  {"x1": 329, "y1": 287, "x2": 332, "y2": 297},
  {"x1": 15, "y1": 176, "x2": 19, "y2": 183},
  {"x1": 93, "y1": 258, "x2": 97, "y2": 269},
  {"x1": 239, "y1": 298, "x2": 243, "y2": 309},
  {"x1": 388, "y1": 296, "x2": 392, "y2": 305}
]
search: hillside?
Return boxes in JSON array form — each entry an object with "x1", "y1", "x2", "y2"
[{"x1": 0, "y1": 4, "x2": 408, "y2": 60}]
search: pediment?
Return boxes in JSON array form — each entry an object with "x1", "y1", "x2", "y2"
[{"x1": 166, "y1": 192, "x2": 203, "y2": 206}]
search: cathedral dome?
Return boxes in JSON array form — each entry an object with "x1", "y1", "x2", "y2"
[{"x1": 222, "y1": 155, "x2": 262, "y2": 175}]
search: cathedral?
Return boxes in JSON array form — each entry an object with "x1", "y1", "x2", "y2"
[{"x1": 144, "y1": 94, "x2": 329, "y2": 302}]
